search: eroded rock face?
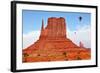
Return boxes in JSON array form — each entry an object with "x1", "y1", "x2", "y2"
[
  {"x1": 40, "y1": 17, "x2": 66, "y2": 39},
  {"x1": 23, "y1": 17, "x2": 91, "y2": 62}
]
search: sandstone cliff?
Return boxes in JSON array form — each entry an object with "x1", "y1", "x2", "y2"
[
  {"x1": 40, "y1": 17, "x2": 66, "y2": 39},
  {"x1": 23, "y1": 17, "x2": 91, "y2": 62}
]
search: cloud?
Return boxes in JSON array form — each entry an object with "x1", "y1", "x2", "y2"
[
  {"x1": 23, "y1": 31, "x2": 40, "y2": 49},
  {"x1": 67, "y1": 25, "x2": 91, "y2": 48},
  {"x1": 23, "y1": 25, "x2": 91, "y2": 49}
]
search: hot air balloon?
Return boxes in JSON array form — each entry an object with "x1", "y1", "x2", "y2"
[
  {"x1": 79, "y1": 16, "x2": 82, "y2": 22},
  {"x1": 74, "y1": 31, "x2": 76, "y2": 35}
]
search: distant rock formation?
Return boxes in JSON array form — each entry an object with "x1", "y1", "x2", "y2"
[
  {"x1": 79, "y1": 41, "x2": 84, "y2": 48},
  {"x1": 23, "y1": 17, "x2": 91, "y2": 62}
]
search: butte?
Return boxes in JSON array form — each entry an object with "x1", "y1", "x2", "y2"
[{"x1": 23, "y1": 17, "x2": 91, "y2": 62}]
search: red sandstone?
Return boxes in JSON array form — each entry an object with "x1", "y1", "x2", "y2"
[{"x1": 23, "y1": 17, "x2": 91, "y2": 63}]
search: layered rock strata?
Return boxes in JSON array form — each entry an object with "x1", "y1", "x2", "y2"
[{"x1": 23, "y1": 17, "x2": 91, "y2": 62}]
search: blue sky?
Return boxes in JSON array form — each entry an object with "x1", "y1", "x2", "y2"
[{"x1": 22, "y1": 10, "x2": 91, "y2": 34}]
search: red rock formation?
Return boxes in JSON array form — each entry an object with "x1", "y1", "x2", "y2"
[
  {"x1": 79, "y1": 41, "x2": 84, "y2": 48},
  {"x1": 23, "y1": 17, "x2": 91, "y2": 62},
  {"x1": 40, "y1": 17, "x2": 66, "y2": 39}
]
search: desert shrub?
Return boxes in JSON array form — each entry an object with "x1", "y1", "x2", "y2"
[
  {"x1": 37, "y1": 54, "x2": 40, "y2": 56},
  {"x1": 77, "y1": 56, "x2": 81, "y2": 60},
  {"x1": 63, "y1": 52, "x2": 68, "y2": 61},
  {"x1": 23, "y1": 53, "x2": 29, "y2": 57},
  {"x1": 63, "y1": 52, "x2": 66, "y2": 56}
]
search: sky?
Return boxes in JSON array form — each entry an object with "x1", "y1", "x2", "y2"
[
  {"x1": 22, "y1": 10, "x2": 91, "y2": 49},
  {"x1": 22, "y1": 10, "x2": 91, "y2": 34}
]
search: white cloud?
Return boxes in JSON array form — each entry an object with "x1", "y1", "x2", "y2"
[
  {"x1": 23, "y1": 25, "x2": 91, "y2": 49},
  {"x1": 23, "y1": 31, "x2": 40, "y2": 49},
  {"x1": 67, "y1": 25, "x2": 91, "y2": 48}
]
